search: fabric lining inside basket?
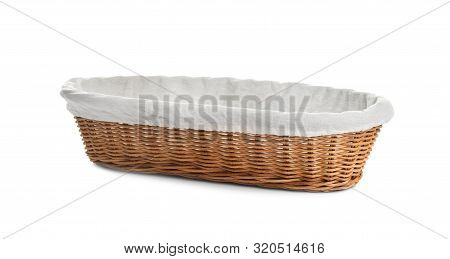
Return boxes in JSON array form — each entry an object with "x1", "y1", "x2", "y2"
[
  {"x1": 76, "y1": 76, "x2": 378, "y2": 113},
  {"x1": 61, "y1": 75, "x2": 393, "y2": 137}
]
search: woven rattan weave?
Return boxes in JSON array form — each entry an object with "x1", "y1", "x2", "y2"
[{"x1": 76, "y1": 117, "x2": 381, "y2": 191}]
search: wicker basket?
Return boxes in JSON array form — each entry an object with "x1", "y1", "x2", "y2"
[{"x1": 62, "y1": 76, "x2": 393, "y2": 191}]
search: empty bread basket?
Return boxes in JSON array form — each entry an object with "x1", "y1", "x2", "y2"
[{"x1": 61, "y1": 76, "x2": 393, "y2": 191}]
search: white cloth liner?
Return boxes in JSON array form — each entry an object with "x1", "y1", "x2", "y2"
[{"x1": 60, "y1": 76, "x2": 393, "y2": 137}]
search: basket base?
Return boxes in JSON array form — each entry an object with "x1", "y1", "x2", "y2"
[
  {"x1": 76, "y1": 117, "x2": 380, "y2": 192},
  {"x1": 94, "y1": 161, "x2": 364, "y2": 192}
]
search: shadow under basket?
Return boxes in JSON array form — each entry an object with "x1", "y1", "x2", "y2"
[{"x1": 75, "y1": 117, "x2": 381, "y2": 192}]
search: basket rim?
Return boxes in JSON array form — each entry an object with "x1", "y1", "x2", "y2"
[{"x1": 61, "y1": 75, "x2": 393, "y2": 137}]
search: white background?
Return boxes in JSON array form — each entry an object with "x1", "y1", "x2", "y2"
[{"x1": 0, "y1": 0, "x2": 449, "y2": 258}]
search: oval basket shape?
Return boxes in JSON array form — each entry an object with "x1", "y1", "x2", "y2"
[{"x1": 61, "y1": 76, "x2": 393, "y2": 191}]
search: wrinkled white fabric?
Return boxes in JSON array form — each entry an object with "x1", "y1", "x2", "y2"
[{"x1": 60, "y1": 76, "x2": 393, "y2": 137}]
